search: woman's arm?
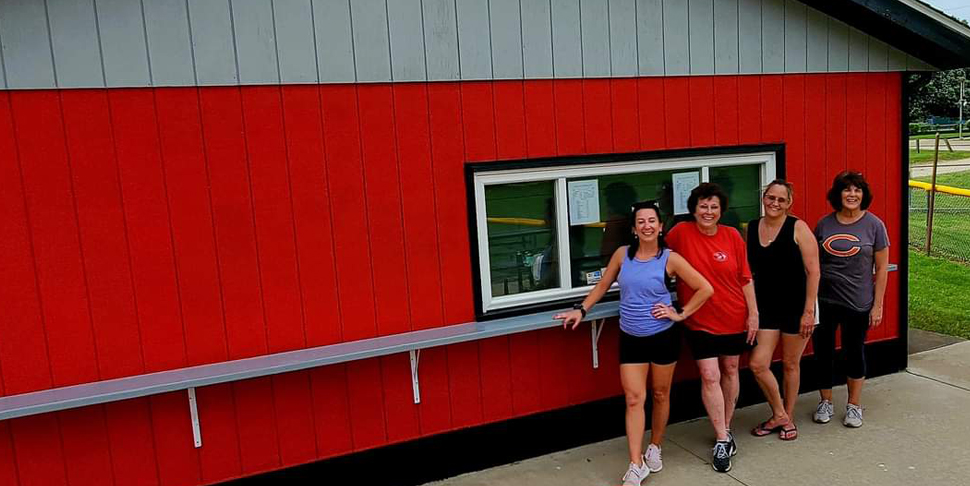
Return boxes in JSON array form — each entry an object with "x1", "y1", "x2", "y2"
[
  {"x1": 795, "y1": 219, "x2": 821, "y2": 338},
  {"x1": 554, "y1": 247, "x2": 626, "y2": 330},
  {"x1": 741, "y1": 280, "x2": 759, "y2": 344},
  {"x1": 654, "y1": 252, "x2": 713, "y2": 322},
  {"x1": 870, "y1": 247, "x2": 889, "y2": 328}
]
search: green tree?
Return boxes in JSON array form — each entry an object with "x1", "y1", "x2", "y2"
[{"x1": 910, "y1": 68, "x2": 970, "y2": 122}]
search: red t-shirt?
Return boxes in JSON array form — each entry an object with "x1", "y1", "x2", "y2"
[{"x1": 667, "y1": 222, "x2": 752, "y2": 335}]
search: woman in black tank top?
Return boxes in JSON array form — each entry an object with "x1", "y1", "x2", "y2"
[{"x1": 746, "y1": 180, "x2": 820, "y2": 441}]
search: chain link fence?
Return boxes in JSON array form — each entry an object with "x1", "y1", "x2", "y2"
[{"x1": 910, "y1": 180, "x2": 970, "y2": 263}]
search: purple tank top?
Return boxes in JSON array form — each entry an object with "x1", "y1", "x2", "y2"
[{"x1": 617, "y1": 248, "x2": 674, "y2": 337}]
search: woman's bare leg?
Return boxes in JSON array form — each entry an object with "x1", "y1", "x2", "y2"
[{"x1": 620, "y1": 363, "x2": 650, "y2": 464}]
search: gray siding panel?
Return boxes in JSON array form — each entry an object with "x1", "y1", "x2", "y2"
[
  {"x1": 232, "y1": 0, "x2": 280, "y2": 84},
  {"x1": 868, "y1": 37, "x2": 888, "y2": 72},
  {"x1": 827, "y1": 18, "x2": 849, "y2": 72},
  {"x1": 188, "y1": 0, "x2": 238, "y2": 85},
  {"x1": 761, "y1": 0, "x2": 784, "y2": 73},
  {"x1": 274, "y1": 0, "x2": 318, "y2": 84},
  {"x1": 580, "y1": 0, "x2": 611, "y2": 77},
  {"x1": 908, "y1": 55, "x2": 935, "y2": 71},
  {"x1": 47, "y1": 0, "x2": 105, "y2": 87},
  {"x1": 0, "y1": 0, "x2": 56, "y2": 88},
  {"x1": 423, "y1": 0, "x2": 460, "y2": 80},
  {"x1": 489, "y1": 0, "x2": 523, "y2": 79},
  {"x1": 0, "y1": 0, "x2": 55, "y2": 88},
  {"x1": 662, "y1": 0, "x2": 689, "y2": 76},
  {"x1": 805, "y1": 6, "x2": 827, "y2": 72},
  {"x1": 737, "y1": 0, "x2": 762, "y2": 74},
  {"x1": 387, "y1": 0, "x2": 428, "y2": 81},
  {"x1": 637, "y1": 0, "x2": 664, "y2": 76},
  {"x1": 520, "y1": 0, "x2": 553, "y2": 78},
  {"x1": 144, "y1": 0, "x2": 196, "y2": 85},
  {"x1": 783, "y1": 0, "x2": 806, "y2": 73},
  {"x1": 887, "y1": 45, "x2": 906, "y2": 71},
  {"x1": 552, "y1": 0, "x2": 582, "y2": 77},
  {"x1": 350, "y1": 0, "x2": 392, "y2": 82},
  {"x1": 97, "y1": 0, "x2": 152, "y2": 86},
  {"x1": 456, "y1": 0, "x2": 492, "y2": 79},
  {"x1": 848, "y1": 26, "x2": 868, "y2": 72},
  {"x1": 315, "y1": 0, "x2": 356, "y2": 83},
  {"x1": 609, "y1": 0, "x2": 638, "y2": 77},
  {"x1": 714, "y1": 0, "x2": 738, "y2": 74},
  {"x1": 688, "y1": 0, "x2": 714, "y2": 75}
]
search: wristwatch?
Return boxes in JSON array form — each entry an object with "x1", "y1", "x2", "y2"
[{"x1": 572, "y1": 303, "x2": 588, "y2": 318}]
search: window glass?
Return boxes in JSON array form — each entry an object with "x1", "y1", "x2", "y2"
[
  {"x1": 709, "y1": 164, "x2": 762, "y2": 232},
  {"x1": 566, "y1": 169, "x2": 696, "y2": 287},
  {"x1": 484, "y1": 181, "x2": 559, "y2": 297}
]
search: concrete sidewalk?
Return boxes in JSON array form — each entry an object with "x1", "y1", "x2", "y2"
[{"x1": 425, "y1": 340, "x2": 970, "y2": 486}]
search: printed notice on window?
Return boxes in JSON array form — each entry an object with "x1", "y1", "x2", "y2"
[
  {"x1": 568, "y1": 179, "x2": 600, "y2": 226},
  {"x1": 672, "y1": 172, "x2": 700, "y2": 215}
]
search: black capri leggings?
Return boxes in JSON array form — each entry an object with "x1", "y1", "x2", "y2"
[{"x1": 813, "y1": 301, "x2": 870, "y2": 389}]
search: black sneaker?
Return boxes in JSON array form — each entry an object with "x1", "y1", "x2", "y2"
[
  {"x1": 712, "y1": 441, "x2": 732, "y2": 473},
  {"x1": 726, "y1": 430, "x2": 738, "y2": 457}
]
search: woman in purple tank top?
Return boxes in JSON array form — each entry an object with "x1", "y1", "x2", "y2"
[{"x1": 554, "y1": 201, "x2": 712, "y2": 485}]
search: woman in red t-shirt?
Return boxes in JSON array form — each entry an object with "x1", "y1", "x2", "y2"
[{"x1": 666, "y1": 183, "x2": 758, "y2": 474}]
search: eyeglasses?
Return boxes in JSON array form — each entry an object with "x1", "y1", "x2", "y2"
[{"x1": 763, "y1": 194, "x2": 789, "y2": 204}]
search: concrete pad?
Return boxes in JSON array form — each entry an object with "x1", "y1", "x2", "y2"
[
  {"x1": 908, "y1": 328, "x2": 965, "y2": 355},
  {"x1": 668, "y1": 372, "x2": 970, "y2": 485},
  {"x1": 423, "y1": 436, "x2": 739, "y2": 486},
  {"x1": 425, "y1": 342, "x2": 970, "y2": 486},
  {"x1": 909, "y1": 340, "x2": 970, "y2": 390}
]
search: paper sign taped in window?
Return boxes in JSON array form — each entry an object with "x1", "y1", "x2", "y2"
[{"x1": 568, "y1": 179, "x2": 600, "y2": 226}]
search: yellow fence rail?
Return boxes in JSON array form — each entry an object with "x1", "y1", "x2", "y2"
[{"x1": 908, "y1": 180, "x2": 970, "y2": 197}]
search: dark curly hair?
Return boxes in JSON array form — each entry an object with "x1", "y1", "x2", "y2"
[
  {"x1": 826, "y1": 171, "x2": 872, "y2": 211},
  {"x1": 687, "y1": 182, "x2": 729, "y2": 215},
  {"x1": 627, "y1": 200, "x2": 666, "y2": 260}
]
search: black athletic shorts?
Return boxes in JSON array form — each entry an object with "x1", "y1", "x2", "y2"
[
  {"x1": 685, "y1": 329, "x2": 747, "y2": 360},
  {"x1": 619, "y1": 324, "x2": 682, "y2": 365},
  {"x1": 759, "y1": 316, "x2": 801, "y2": 335}
]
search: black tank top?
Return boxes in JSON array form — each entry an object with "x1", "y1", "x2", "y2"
[{"x1": 746, "y1": 216, "x2": 807, "y2": 322}]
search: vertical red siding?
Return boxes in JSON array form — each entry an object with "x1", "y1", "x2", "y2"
[
  {"x1": 0, "y1": 73, "x2": 904, "y2": 485},
  {"x1": 155, "y1": 88, "x2": 228, "y2": 367},
  {"x1": 109, "y1": 89, "x2": 188, "y2": 373},
  {"x1": 0, "y1": 91, "x2": 52, "y2": 396}
]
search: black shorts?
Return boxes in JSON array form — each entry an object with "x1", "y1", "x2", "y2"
[
  {"x1": 619, "y1": 325, "x2": 682, "y2": 365},
  {"x1": 759, "y1": 315, "x2": 801, "y2": 335},
  {"x1": 685, "y1": 329, "x2": 747, "y2": 360}
]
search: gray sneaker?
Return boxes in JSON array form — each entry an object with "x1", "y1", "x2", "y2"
[
  {"x1": 813, "y1": 400, "x2": 834, "y2": 424},
  {"x1": 843, "y1": 404, "x2": 864, "y2": 428},
  {"x1": 621, "y1": 461, "x2": 649, "y2": 486},
  {"x1": 644, "y1": 443, "x2": 663, "y2": 472}
]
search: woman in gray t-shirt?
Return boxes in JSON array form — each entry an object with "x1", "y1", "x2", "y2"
[{"x1": 811, "y1": 171, "x2": 890, "y2": 429}]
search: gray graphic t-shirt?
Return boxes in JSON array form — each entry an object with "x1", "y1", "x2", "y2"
[{"x1": 815, "y1": 212, "x2": 889, "y2": 312}]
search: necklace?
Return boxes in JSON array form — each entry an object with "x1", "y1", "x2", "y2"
[{"x1": 759, "y1": 218, "x2": 783, "y2": 245}]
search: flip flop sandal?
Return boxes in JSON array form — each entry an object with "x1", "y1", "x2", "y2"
[
  {"x1": 779, "y1": 423, "x2": 798, "y2": 441},
  {"x1": 751, "y1": 420, "x2": 784, "y2": 437}
]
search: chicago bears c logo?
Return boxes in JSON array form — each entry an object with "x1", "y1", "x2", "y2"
[{"x1": 822, "y1": 234, "x2": 862, "y2": 257}]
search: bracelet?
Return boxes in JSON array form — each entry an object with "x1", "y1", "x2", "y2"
[{"x1": 573, "y1": 303, "x2": 588, "y2": 318}]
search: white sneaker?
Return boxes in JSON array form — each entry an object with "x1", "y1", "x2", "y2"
[
  {"x1": 621, "y1": 461, "x2": 649, "y2": 486},
  {"x1": 843, "y1": 404, "x2": 864, "y2": 428},
  {"x1": 813, "y1": 400, "x2": 834, "y2": 424},
  {"x1": 644, "y1": 444, "x2": 663, "y2": 472}
]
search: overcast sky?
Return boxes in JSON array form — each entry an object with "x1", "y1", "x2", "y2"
[{"x1": 925, "y1": 0, "x2": 970, "y2": 21}]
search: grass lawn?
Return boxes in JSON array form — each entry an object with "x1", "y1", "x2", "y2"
[
  {"x1": 912, "y1": 169, "x2": 970, "y2": 187},
  {"x1": 908, "y1": 149, "x2": 970, "y2": 165},
  {"x1": 910, "y1": 132, "x2": 965, "y2": 140},
  {"x1": 909, "y1": 170, "x2": 970, "y2": 262},
  {"x1": 909, "y1": 249, "x2": 970, "y2": 339}
]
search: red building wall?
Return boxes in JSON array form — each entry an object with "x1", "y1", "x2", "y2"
[{"x1": 0, "y1": 72, "x2": 902, "y2": 485}]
